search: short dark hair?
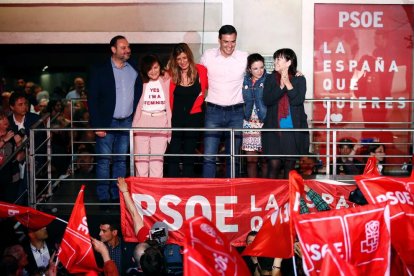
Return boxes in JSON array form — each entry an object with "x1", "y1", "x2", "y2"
[
  {"x1": 110, "y1": 35, "x2": 126, "y2": 48},
  {"x1": 9, "y1": 91, "x2": 27, "y2": 107},
  {"x1": 218, "y1": 25, "x2": 237, "y2": 39},
  {"x1": 140, "y1": 246, "x2": 166, "y2": 276},
  {"x1": 140, "y1": 54, "x2": 164, "y2": 83},
  {"x1": 245, "y1": 230, "x2": 258, "y2": 243},
  {"x1": 339, "y1": 138, "x2": 353, "y2": 149},
  {"x1": 273, "y1": 48, "x2": 298, "y2": 76},
  {"x1": 100, "y1": 221, "x2": 120, "y2": 232}
]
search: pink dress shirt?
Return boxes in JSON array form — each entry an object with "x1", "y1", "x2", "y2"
[{"x1": 200, "y1": 48, "x2": 248, "y2": 106}]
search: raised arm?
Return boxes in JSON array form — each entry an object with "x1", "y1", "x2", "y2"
[{"x1": 117, "y1": 177, "x2": 144, "y2": 235}]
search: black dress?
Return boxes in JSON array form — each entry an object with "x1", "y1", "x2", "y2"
[
  {"x1": 167, "y1": 76, "x2": 203, "y2": 177},
  {"x1": 262, "y1": 72, "x2": 309, "y2": 159}
]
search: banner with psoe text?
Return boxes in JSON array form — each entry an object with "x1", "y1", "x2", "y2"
[
  {"x1": 120, "y1": 177, "x2": 356, "y2": 246},
  {"x1": 313, "y1": 4, "x2": 413, "y2": 166}
]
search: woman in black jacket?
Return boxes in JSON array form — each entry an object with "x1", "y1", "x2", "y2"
[{"x1": 262, "y1": 48, "x2": 309, "y2": 179}]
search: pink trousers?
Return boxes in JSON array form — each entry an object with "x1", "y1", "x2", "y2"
[{"x1": 133, "y1": 112, "x2": 168, "y2": 177}]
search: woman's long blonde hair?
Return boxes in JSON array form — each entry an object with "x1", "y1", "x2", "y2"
[{"x1": 168, "y1": 43, "x2": 197, "y2": 85}]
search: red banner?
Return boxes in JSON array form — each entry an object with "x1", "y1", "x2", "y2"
[
  {"x1": 183, "y1": 216, "x2": 250, "y2": 276},
  {"x1": 0, "y1": 201, "x2": 56, "y2": 230},
  {"x1": 296, "y1": 204, "x2": 391, "y2": 275},
  {"x1": 313, "y1": 4, "x2": 413, "y2": 168},
  {"x1": 57, "y1": 185, "x2": 100, "y2": 274},
  {"x1": 355, "y1": 175, "x2": 414, "y2": 273},
  {"x1": 121, "y1": 177, "x2": 356, "y2": 246}
]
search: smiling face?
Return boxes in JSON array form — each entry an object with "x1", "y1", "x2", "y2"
[
  {"x1": 176, "y1": 52, "x2": 189, "y2": 71},
  {"x1": 111, "y1": 38, "x2": 131, "y2": 62},
  {"x1": 249, "y1": 60, "x2": 265, "y2": 81},
  {"x1": 274, "y1": 55, "x2": 291, "y2": 73},
  {"x1": 219, "y1": 33, "x2": 237, "y2": 57},
  {"x1": 147, "y1": 62, "x2": 161, "y2": 81}
]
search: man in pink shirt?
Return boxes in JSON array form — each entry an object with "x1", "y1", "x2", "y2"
[{"x1": 201, "y1": 25, "x2": 248, "y2": 178}]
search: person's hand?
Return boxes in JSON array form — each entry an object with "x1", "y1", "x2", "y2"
[
  {"x1": 294, "y1": 242, "x2": 302, "y2": 258},
  {"x1": 47, "y1": 251, "x2": 58, "y2": 276},
  {"x1": 13, "y1": 132, "x2": 22, "y2": 145},
  {"x1": 2, "y1": 130, "x2": 15, "y2": 143},
  {"x1": 91, "y1": 237, "x2": 111, "y2": 261},
  {"x1": 117, "y1": 177, "x2": 128, "y2": 193},
  {"x1": 304, "y1": 185, "x2": 310, "y2": 193},
  {"x1": 95, "y1": 131, "x2": 106, "y2": 137},
  {"x1": 295, "y1": 70, "x2": 304, "y2": 77}
]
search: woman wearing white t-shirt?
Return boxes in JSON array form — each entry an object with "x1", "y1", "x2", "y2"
[{"x1": 132, "y1": 54, "x2": 171, "y2": 177}]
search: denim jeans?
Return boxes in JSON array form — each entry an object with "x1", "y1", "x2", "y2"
[
  {"x1": 202, "y1": 103, "x2": 244, "y2": 178},
  {"x1": 95, "y1": 116, "x2": 132, "y2": 202}
]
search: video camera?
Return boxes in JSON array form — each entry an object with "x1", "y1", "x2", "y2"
[{"x1": 149, "y1": 222, "x2": 169, "y2": 246}]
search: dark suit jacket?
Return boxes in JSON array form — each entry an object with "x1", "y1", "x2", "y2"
[
  {"x1": 87, "y1": 58, "x2": 143, "y2": 128},
  {"x1": 7, "y1": 112, "x2": 47, "y2": 160},
  {"x1": 23, "y1": 240, "x2": 55, "y2": 275}
]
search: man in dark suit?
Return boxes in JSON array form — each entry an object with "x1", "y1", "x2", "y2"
[
  {"x1": 23, "y1": 227, "x2": 55, "y2": 275},
  {"x1": 87, "y1": 35, "x2": 142, "y2": 205},
  {"x1": 8, "y1": 91, "x2": 46, "y2": 205}
]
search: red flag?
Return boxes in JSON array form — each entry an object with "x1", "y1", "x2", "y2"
[
  {"x1": 242, "y1": 172, "x2": 304, "y2": 259},
  {"x1": 319, "y1": 245, "x2": 357, "y2": 276},
  {"x1": 296, "y1": 204, "x2": 391, "y2": 276},
  {"x1": 0, "y1": 201, "x2": 55, "y2": 230},
  {"x1": 363, "y1": 156, "x2": 381, "y2": 176},
  {"x1": 355, "y1": 175, "x2": 414, "y2": 273},
  {"x1": 242, "y1": 198, "x2": 293, "y2": 258},
  {"x1": 183, "y1": 216, "x2": 250, "y2": 276},
  {"x1": 57, "y1": 185, "x2": 100, "y2": 274}
]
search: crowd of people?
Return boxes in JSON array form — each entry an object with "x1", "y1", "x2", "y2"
[{"x1": 0, "y1": 23, "x2": 411, "y2": 275}]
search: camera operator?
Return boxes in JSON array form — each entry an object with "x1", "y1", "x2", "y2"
[
  {"x1": 118, "y1": 178, "x2": 183, "y2": 276},
  {"x1": 0, "y1": 110, "x2": 25, "y2": 203}
]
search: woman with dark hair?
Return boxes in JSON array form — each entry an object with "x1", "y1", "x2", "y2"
[
  {"x1": 242, "y1": 53, "x2": 268, "y2": 178},
  {"x1": 132, "y1": 54, "x2": 172, "y2": 177},
  {"x1": 166, "y1": 43, "x2": 208, "y2": 177},
  {"x1": 367, "y1": 143, "x2": 386, "y2": 174},
  {"x1": 262, "y1": 48, "x2": 309, "y2": 179}
]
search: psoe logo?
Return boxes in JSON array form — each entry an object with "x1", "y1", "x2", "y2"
[{"x1": 361, "y1": 220, "x2": 380, "y2": 253}]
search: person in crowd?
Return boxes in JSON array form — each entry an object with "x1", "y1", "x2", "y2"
[
  {"x1": 0, "y1": 111, "x2": 24, "y2": 203},
  {"x1": 297, "y1": 154, "x2": 318, "y2": 178},
  {"x1": 1, "y1": 92, "x2": 12, "y2": 116},
  {"x1": 8, "y1": 91, "x2": 46, "y2": 205},
  {"x1": 118, "y1": 177, "x2": 149, "y2": 242},
  {"x1": 98, "y1": 221, "x2": 135, "y2": 275},
  {"x1": 132, "y1": 54, "x2": 171, "y2": 178},
  {"x1": 242, "y1": 231, "x2": 260, "y2": 276},
  {"x1": 0, "y1": 254, "x2": 19, "y2": 276},
  {"x1": 242, "y1": 53, "x2": 268, "y2": 178},
  {"x1": 262, "y1": 48, "x2": 309, "y2": 179},
  {"x1": 87, "y1": 35, "x2": 142, "y2": 205},
  {"x1": 166, "y1": 43, "x2": 208, "y2": 177},
  {"x1": 23, "y1": 227, "x2": 54, "y2": 275},
  {"x1": 367, "y1": 143, "x2": 386, "y2": 174},
  {"x1": 118, "y1": 178, "x2": 173, "y2": 275},
  {"x1": 201, "y1": 25, "x2": 248, "y2": 178},
  {"x1": 91, "y1": 237, "x2": 119, "y2": 276},
  {"x1": 3, "y1": 244, "x2": 29, "y2": 276},
  {"x1": 15, "y1": 79, "x2": 26, "y2": 93},
  {"x1": 36, "y1": 98, "x2": 49, "y2": 116},
  {"x1": 335, "y1": 138, "x2": 364, "y2": 175},
  {"x1": 66, "y1": 77, "x2": 85, "y2": 100}
]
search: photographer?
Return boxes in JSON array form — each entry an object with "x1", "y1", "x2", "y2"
[{"x1": 118, "y1": 178, "x2": 183, "y2": 276}]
